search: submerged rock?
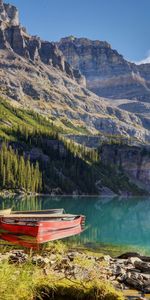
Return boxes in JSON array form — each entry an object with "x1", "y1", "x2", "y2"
[{"x1": 117, "y1": 252, "x2": 141, "y2": 259}]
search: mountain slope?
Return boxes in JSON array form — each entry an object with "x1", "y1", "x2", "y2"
[
  {"x1": 0, "y1": 1, "x2": 149, "y2": 143},
  {"x1": 0, "y1": 99, "x2": 99, "y2": 194},
  {"x1": 0, "y1": 99, "x2": 146, "y2": 196}
]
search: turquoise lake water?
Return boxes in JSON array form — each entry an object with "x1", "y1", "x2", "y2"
[{"x1": 1, "y1": 196, "x2": 150, "y2": 255}]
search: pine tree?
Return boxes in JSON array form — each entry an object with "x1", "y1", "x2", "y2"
[{"x1": 0, "y1": 143, "x2": 42, "y2": 193}]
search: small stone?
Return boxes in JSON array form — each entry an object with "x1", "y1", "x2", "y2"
[
  {"x1": 97, "y1": 255, "x2": 112, "y2": 262},
  {"x1": 43, "y1": 258, "x2": 50, "y2": 265},
  {"x1": 135, "y1": 261, "x2": 150, "y2": 273},
  {"x1": 117, "y1": 274, "x2": 127, "y2": 283},
  {"x1": 128, "y1": 257, "x2": 142, "y2": 265},
  {"x1": 8, "y1": 250, "x2": 28, "y2": 264},
  {"x1": 142, "y1": 274, "x2": 150, "y2": 280},
  {"x1": 61, "y1": 257, "x2": 69, "y2": 264},
  {"x1": 113, "y1": 258, "x2": 126, "y2": 264},
  {"x1": 50, "y1": 260, "x2": 56, "y2": 266},
  {"x1": 109, "y1": 276, "x2": 116, "y2": 281},
  {"x1": 49, "y1": 254, "x2": 57, "y2": 261},
  {"x1": 32, "y1": 256, "x2": 50, "y2": 267},
  {"x1": 67, "y1": 252, "x2": 76, "y2": 261},
  {"x1": 111, "y1": 264, "x2": 126, "y2": 277}
]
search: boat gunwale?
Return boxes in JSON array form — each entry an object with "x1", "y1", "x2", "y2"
[
  {"x1": 1, "y1": 214, "x2": 82, "y2": 219},
  {"x1": 0, "y1": 216, "x2": 84, "y2": 227}
]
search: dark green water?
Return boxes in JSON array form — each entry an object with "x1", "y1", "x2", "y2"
[{"x1": 1, "y1": 196, "x2": 150, "y2": 255}]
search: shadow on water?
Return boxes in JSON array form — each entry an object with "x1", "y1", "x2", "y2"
[{"x1": 1, "y1": 195, "x2": 150, "y2": 255}]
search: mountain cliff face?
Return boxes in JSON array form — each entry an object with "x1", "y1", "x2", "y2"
[
  {"x1": 0, "y1": 2, "x2": 150, "y2": 143},
  {"x1": 100, "y1": 144, "x2": 150, "y2": 193},
  {"x1": 58, "y1": 36, "x2": 150, "y2": 133},
  {"x1": 58, "y1": 36, "x2": 150, "y2": 103},
  {"x1": 0, "y1": 2, "x2": 86, "y2": 85},
  {"x1": 0, "y1": 1, "x2": 19, "y2": 25}
]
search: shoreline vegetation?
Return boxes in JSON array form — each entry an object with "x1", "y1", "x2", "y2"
[
  {"x1": 0, "y1": 241, "x2": 149, "y2": 300},
  {"x1": 0, "y1": 242, "x2": 123, "y2": 300}
]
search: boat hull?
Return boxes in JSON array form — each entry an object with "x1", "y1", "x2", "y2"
[
  {"x1": 0, "y1": 216, "x2": 84, "y2": 237},
  {"x1": 0, "y1": 225, "x2": 83, "y2": 248}
]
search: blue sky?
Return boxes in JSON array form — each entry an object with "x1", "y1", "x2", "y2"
[{"x1": 5, "y1": 0, "x2": 150, "y2": 63}]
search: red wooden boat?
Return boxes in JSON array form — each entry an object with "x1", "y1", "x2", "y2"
[
  {"x1": 0, "y1": 214, "x2": 85, "y2": 238},
  {"x1": 0, "y1": 225, "x2": 83, "y2": 248}
]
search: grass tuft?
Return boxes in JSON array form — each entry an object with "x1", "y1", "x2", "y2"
[{"x1": 0, "y1": 260, "x2": 124, "y2": 300}]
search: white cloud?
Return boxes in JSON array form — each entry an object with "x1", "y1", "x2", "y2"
[{"x1": 135, "y1": 50, "x2": 150, "y2": 65}]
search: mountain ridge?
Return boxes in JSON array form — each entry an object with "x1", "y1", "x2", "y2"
[
  {"x1": 58, "y1": 36, "x2": 150, "y2": 102},
  {"x1": 0, "y1": 1, "x2": 149, "y2": 143},
  {"x1": 57, "y1": 36, "x2": 150, "y2": 136}
]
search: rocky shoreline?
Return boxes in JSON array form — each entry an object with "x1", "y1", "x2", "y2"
[{"x1": 1, "y1": 247, "x2": 150, "y2": 298}]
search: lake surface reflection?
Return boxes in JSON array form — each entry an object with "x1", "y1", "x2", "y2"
[{"x1": 1, "y1": 196, "x2": 150, "y2": 254}]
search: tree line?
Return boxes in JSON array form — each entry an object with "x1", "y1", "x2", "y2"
[
  {"x1": 0, "y1": 143, "x2": 42, "y2": 193},
  {"x1": 0, "y1": 99, "x2": 101, "y2": 194}
]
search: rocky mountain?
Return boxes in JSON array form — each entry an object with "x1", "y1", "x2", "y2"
[
  {"x1": 100, "y1": 144, "x2": 150, "y2": 194},
  {"x1": 58, "y1": 36, "x2": 150, "y2": 103},
  {"x1": 0, "y1": 1, "x2": 150, "y2": 143},
  {"x1": 0, "y1": 1, "x2": 150, "y2": 195},
  {"x1": 58, "y1": 37, "x2": 150, "y2": 131},
  {"x1": 0, "y1": 1, "x2": 85, "y2": 85}
]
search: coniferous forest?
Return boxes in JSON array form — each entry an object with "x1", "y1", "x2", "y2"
[
  {"x1": 0, "y1": 99, "x2": 100, "y2": 194},
  {"x1": 0, "y1": 99, "x2": 144, "y2": 195},
  {"x1": 0, "y1": 143, "x2": 42, "y2": 193}
]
